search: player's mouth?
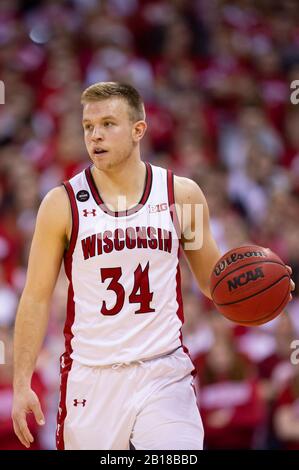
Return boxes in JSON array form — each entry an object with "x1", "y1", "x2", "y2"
[{"x1": 93, "y1": 148, "x2": 108, "y2": 156}]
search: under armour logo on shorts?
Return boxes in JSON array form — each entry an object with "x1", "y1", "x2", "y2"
[
  {"x1": 83, "y1": 209, "x2": 97, "y2": 217},
  {"x1": 73, "y1": 399, "x2": 87, "y2": 407}
]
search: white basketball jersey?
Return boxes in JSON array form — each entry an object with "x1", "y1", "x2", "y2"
[{"x1": 62, "y1": 162, "x2": 185, "y2": 366}]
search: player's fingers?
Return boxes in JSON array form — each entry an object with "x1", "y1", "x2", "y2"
[
  {"x1": 286, "y1": 265, "x2": 293, "y2": 275},
  {"x1": 12, "y1": 416, "x2": 32, "y2": 448},
  {"x1": 13, "y1": 422, "x2": 30, "y2": 448},
  {"x1": 19, "y1": 416, "x2": 34, "y2": 445},
  {"x1": 31, "y1": 400, "x2": 45, "y2": 426},
  {"x1": 285, "y1": 266, "x2": 295, "y2": 292}
]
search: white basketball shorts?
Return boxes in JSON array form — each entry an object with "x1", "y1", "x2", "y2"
[{"x1": 58, "y1": 347, "x2": 204, "y2": 450}]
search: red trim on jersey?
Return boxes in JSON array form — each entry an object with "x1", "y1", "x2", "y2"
[
  {"x1": 63, "y1": 181, "x2": 79, "y2": 257},
  {"x1": 85, "y1": 162, "x2": 153, "y2": 217},
  {"x1": 56, "y1": 182, "x2": 78, "y2": 450},
  {"x1": 167, "y1": 169, "x2": 181, "y2": 240},
  {"x1": 167, "y1": 171, "x2": 195, "y2": 371},
  {"x1": 175, "y1": 246, "x2": 186, "y2": 349},
  {"x1": 176, "y1": 245, "x2": 197, "y2": 377},
  {"x1": 175, "y1": 248, "x2": 184, "y2": 326},
  {"x1": 56, "y1": 253, "x2": 76, "y2": 450},
  {"x1": 168, "y1": 170, "x2": 185, "y2": 341}
]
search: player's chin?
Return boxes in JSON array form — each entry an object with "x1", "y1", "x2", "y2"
[{"x1": 90, "y1": 154, "x2": 110, "y2": 169}]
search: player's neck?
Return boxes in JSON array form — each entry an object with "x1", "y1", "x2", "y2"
[{"x1": 91, "y1": 154, "x2": 146, "y2": 200}]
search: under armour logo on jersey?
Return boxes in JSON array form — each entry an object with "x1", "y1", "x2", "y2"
[
  {"x1": 73, "y1": 399, "x2": 87, "y2": 407},
  {"x1": 148, "y1": 203, "x2": 168, "y2": 213},
  {"x1": 83, "y1": 209, "x2": 97, "y2": 217}
]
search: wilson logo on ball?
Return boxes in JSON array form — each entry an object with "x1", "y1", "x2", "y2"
[
  {"x1": 210, "y1": 245, "x2": 291, "y2": 326},
  {"x1": 227, "y1": 267, "x2": 265, "y2": 292},
  {"x1": 214, "y1": 250, "x2": 266, "y2": 276}
]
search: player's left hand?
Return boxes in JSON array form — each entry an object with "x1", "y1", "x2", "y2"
[{"x1": 286, "y1": 265, "x2": 295, "y2": 301}]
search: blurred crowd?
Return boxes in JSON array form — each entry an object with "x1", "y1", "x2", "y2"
[{"x1": 0, "y1": 0, "x2": 299, "y2": 450}]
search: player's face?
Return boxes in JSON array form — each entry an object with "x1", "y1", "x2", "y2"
[{"x1": 82, "y1": 98, "x2": 141, "y2": 171}]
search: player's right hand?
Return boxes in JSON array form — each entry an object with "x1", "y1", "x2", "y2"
[
  {"x1": 286, "y1": 265, "x2": 295, "y2": 301},
  {"x1": 12, "y1": 387, "x2": 45, "y2": 448}
]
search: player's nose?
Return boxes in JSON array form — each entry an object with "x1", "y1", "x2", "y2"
[{"x1": 91, "y1": 127, "x2": 104, "y2": 141}]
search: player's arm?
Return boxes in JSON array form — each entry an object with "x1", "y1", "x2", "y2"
[
  {"x1": 174, "y1": 176, "x2": 221, "y2": 300},
  {"x1": 12, "y1": 186, "x2": 70, "y2": 448},
  {"x1": 274, "y1": 404, "x2": 299, "y2": 440}
]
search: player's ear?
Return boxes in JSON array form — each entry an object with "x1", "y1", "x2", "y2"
[{"x1": 132, "y1": 121, "x2": 147, "y2": 142}]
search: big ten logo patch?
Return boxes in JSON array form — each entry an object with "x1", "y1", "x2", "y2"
[{"x1": 148, "y1": 203, "x2": 168, "y2": 213}]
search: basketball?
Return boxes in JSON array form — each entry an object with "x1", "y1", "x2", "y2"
[{"x1": 210, "y1": 245, "x2": 291, "y2": 326}]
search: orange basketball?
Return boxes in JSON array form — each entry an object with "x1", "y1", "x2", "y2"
[{"x1": 210, "y1": 245, "x2": 291, "y2": 326}]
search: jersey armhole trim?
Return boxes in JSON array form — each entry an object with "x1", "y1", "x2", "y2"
[
  {"x1": 62, "y1": 181, "x2": 79, "y2": 257},
  {"x1": 167, "y1": 170, "x2": 181, "y2": 241}
]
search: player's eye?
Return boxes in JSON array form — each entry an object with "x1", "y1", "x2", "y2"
[
  {"x1": 104, "y1": 122, "x2": 114, "y2": 127},
  {"x1": 84, "y1": 124, "x2": 93, "y2": 131}
]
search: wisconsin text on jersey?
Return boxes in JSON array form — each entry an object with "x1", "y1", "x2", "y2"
[{"x1": 81, "y1": 226, "x2": 173, "y2": 259}]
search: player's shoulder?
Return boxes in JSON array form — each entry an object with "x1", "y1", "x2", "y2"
[
  {"x1": 37, "y1": 185, "x2": 71, "y2": 231},
  {"x1": 41, "y1": 185, "x2": 70, "y2": 211},
  {"x1": 173, "y1": 174, "x2": 206, "y2": 206}
]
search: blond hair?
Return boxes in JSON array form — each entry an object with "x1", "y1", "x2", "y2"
[{"x1": 81, "y1": 82, "x2": 145, "y2": 122}]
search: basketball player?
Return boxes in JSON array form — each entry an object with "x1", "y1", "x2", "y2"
[{"x1": 12, "y1": 82, "x2": 294, "y2": 450}]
